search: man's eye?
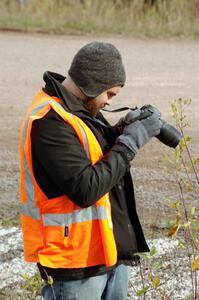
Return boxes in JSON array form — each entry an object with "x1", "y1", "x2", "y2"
[{"x1": 108, "y1": 93, "x2": 114, "y2": 99}]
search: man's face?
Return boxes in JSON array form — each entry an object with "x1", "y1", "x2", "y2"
[{"x1": 84, "y1": 86, "x2": 121, "y2": 117}]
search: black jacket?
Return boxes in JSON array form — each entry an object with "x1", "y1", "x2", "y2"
[{"x1": 31, "y1": 71, "x2": 149, "y2": 281}]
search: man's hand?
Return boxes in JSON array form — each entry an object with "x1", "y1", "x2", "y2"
[
  {"x1": 115, "y1": 112, "x2": 162, "y2": 157},
  {"x1": 141, "y1": 104, "x2": 161, "y2": 118},
  {"x1": 114, "y1": 108, "x2": 142, "y2": 135}
]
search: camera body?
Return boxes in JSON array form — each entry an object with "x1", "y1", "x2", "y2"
[{"x1": 103, "y1": 104, "x2": 183, "y2": 148}]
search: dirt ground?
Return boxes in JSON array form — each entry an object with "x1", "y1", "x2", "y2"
[{"x1": 0, "y1": 31, "x2": 198, "y2": 229}]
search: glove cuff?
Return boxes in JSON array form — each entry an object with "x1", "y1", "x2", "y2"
[{"x1": 112, "y1": 143, "x2": 135, "y2": 163}]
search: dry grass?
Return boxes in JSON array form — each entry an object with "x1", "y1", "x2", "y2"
[{"x1": 0, "y1": 0, "x2": 199, "y2": 37}]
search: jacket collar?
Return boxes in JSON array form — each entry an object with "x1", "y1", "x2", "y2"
[{"x1": 43, "y1": 71, "x2": 91, "y2": 117}]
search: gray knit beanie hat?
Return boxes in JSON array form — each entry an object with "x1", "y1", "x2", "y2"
[{"x1": 68, "y1": 41, "x2": 126, "y2": 98}]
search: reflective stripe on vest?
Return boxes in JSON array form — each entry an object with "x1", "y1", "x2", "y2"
[
  {"x1": 21, "y1": 102, "x2": 50, "y2": 220},
  {"x1": 42, "y1": 206, "x2": 108, "y2": 227}
]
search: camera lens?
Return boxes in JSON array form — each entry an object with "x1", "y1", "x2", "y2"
[{"x1": 157, "y1": 120, "x2": 183, "y2": 148}]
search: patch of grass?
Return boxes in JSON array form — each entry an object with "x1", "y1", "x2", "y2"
[
  {"x1": 0, "y1": 0, "x2": 199, "y2": 37},
  {"x1": 20, "y1": 272, "x2": 43, "y2": 300},
  {"x1": 0, "y1": 202, "x2": 20, "y2": 227},
  {"x1": 0, "y1": 273, "x2": 43, "y2": 300}
]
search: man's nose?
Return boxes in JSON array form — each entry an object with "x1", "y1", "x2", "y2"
[{"x1": 106, "y1": 99, "x2": 111, "y2": 106}]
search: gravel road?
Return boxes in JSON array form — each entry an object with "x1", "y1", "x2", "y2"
[{"x1": 0, "y1": 32, "x2": 198, "y2": 298}]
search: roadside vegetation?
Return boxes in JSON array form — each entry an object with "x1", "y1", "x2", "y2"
[
  {"x1": 0, "y1": 0, "x2": 199, "y2": 38},
  {"x1": 131, "y1": 99, "x2": 199, "y2": 299}
]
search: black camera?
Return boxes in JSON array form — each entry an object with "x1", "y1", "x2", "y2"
[
  {"x1": 138, "y1": 105, "x2": 183, "y2": 148},
  {"x1": 103, "y1": 104, "x2": 183, "y2": 148}
]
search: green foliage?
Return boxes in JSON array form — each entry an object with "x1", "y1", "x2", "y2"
[
  {"x1": 0, "y1": 273, "x2": 43, "y2": 300},
  {"x1": 166, "y1": 98, "x2": 198, "y2": 298},
  {"x1": 191, "y1": 256, "x2": 199, "y2": 271},
  {"x1": 0, "y1": 0, "x2": 199, "y2": 37},
  {"x1": 20, "y1": 273, "x2": 43, "y2": 300},
  {"x1": 132, "y1": 98, "x2": 199, "y2": 299},
  {"x1": 149, "y1": 245, "x2": 156, "y2": 256},
  {"x1": 170, "y1": 102, "x2": 198, "y2": 217},
  {"x1": 0, "y1": 203, "x2": 20, "y2": 227},
  {"x1": 136, "y1": 285, "x2": 150, "y2": 296}
]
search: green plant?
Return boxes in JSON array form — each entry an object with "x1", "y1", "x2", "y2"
[
  {"x1": 129, "y1": 99, "x2": 198, "y2": 299},
  {"x1": 169, "y1": 98, "x2": 199, "y2": 300},
  {"x1": 19, "y1": 272, "x2": 43, "y2": 300},
  {"x1": 0, "y1": 273, "x2": 43, "y2": 300}
]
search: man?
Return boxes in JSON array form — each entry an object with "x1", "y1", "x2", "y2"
[{"x1": 19, "y1": 42, "x2": 162, "y2": 300}]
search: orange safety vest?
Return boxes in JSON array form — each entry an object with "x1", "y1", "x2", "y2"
[{"x1": 19, "y1": 90, "x2": 117, "y2": 269}]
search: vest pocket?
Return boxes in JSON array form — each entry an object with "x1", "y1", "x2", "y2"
[{"x1": 42, "y1": 225, "x2": 67, "y2": 249}]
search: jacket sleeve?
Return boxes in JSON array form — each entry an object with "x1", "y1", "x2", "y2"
[{"x1": 31, "y1": 109, "x2": 130, "y2": 207}]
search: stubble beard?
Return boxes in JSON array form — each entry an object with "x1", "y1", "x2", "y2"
[{"x1": 83, "y1": 98, "x2": 98, "y2": 117}]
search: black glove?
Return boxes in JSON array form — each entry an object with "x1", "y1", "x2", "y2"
[
  {"x1": 113, "y1": 108, "x2": 142, "y2": 135},
  {"x1": 115, "y1": 112, "x2": 162, "y2": 157},
  {"x1": 141, "y1": 104, "x2": 161, "y2": 118}
]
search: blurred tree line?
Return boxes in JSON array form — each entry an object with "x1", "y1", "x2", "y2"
[
  {"x1": 14, "y1": 0, "x2": 158, "y2": 7},
  {"x1": 1, "y1": 0, "x2": 199, "y2": 37},
  {"x1": 7, "y1": 0, "x2": 199, "y2": 15}
]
